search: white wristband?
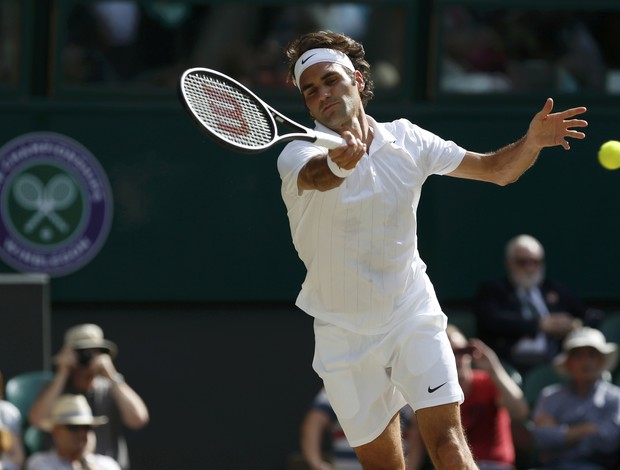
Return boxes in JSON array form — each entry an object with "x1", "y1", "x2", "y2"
[{"x1": 326, "y1": 155, "x2": 354, "y2": 178}]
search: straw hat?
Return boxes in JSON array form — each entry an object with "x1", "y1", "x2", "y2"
[
  {"x1": 64, "y1": 324, "x2": 117, "y2": 357},
  {"x1": 553, "y1": 327, "x2": 618, "y2": 375},
  {"x1": 41, "y1": 394, "x2": 108, "y2": 431}
]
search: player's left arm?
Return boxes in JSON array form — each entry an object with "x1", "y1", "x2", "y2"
[{"x1": 448, "y1": 98, "x2": 587, "y2": 186}]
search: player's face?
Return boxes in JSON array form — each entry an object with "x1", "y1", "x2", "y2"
[{"x1": 299, "y1": 62, "x2": 363, "y2": 130}]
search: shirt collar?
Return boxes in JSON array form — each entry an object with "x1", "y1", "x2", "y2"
[{"x1": 313, "y1": 116, "x2": 397, "y2": 155}]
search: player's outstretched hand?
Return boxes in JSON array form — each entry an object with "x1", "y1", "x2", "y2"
[{"x1": 528, "y1": 98, "x2": 588, "y2": 150}]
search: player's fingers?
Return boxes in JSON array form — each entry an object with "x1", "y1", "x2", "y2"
[
  {"x1": 556, "y1": 106, "x2": 588, "y2": 119},
  {"x1": 539, "y1": 97, "x2": 554, "y2": 116},
  {"x1": 564, "y1": 119, "x2": 588, "y2": 128},
  {"x1": 566, "y1": 130, "x2": 586, "y2": 140},
  {"x1": 343, "y1": 144, "x2": 365, "y2": 167},
  {"x1": 342, "y1": 131, "x2": 357, "y2": 146}
]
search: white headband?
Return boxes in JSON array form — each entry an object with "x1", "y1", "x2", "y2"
[{"x1": 293, "y1": 48, "x2": 355, "y2": 91}]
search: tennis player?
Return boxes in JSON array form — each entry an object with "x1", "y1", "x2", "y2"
[{"x1": 277, "y1": 31, "x2": 587, "y2": 470}]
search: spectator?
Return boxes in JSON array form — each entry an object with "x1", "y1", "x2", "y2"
[
  {"x1": 26, "y1": 394, "x2": 120, "y2": 470},
  {"x1": 300, "y1": 388, "x2": 415, "y2": 470},
  {"x1": 532, "y1": 327, "x2": 620, "y2": 470},
  {"x1": 408, "y1": 324, "x2": 529, "y2": 470},
  {"x1": 474, "y1": 234, "x2": 601, "y2": 373},
  {"x1": 0, "y1": 370, "x2": 24, "y2": 470},
  {"x1": 29, "y1": 324, "x2": 149, "y2": 470},
  {"x1": 300, "y1": 387, "x2": 362, "y2": 470}
]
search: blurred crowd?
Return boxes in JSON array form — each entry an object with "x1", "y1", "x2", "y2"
[
  {"x1": 1, "y1": 324, "x2": 148, "y2": 470},
  {"x1": 4, "y1": 2, "x2": 617, "y2": 96}
]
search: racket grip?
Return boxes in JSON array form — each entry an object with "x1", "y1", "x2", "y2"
[{"x1": 313, "y1": 131, "x2": 347, "y2": 150}]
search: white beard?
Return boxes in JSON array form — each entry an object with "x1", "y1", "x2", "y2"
[{"x1": 510, "y1": 268, "x2": 545, "y2": 290}]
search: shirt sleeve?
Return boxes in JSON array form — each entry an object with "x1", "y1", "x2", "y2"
[
  {"x1": 277, "y1": 140, "x2": 326, "y2": 197},
  {"x1": 0, "y1": 401, "x2": 22, "y2": 434},
  {"x1": 401, "y1": 120, "x2": 466, "y2": 177},
  {"x1": 592, "y1": 388, "x2": 620, "y2": 453}
]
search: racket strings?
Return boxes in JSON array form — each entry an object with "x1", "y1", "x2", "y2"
[{"x1": 183, "y1": 74, "x2": 274, "y2": 148}]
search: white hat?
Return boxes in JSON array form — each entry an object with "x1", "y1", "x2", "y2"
[
  {"x1": 41, "y1": 394, "x2": 108, "y2": 431},
  {"x1": 64, "y1": 324, "x2": 117, "y2": 357},
  {"x1": 553, "y1": 327, "x2": 618, "y2": 375}
]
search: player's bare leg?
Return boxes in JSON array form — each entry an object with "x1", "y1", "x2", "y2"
[
  {"x1": 416, "y1": 402, "x2": 478, "y2": 470},
  {"x1": 353, "y1": 412, "x2": 405, "y2": 470}
]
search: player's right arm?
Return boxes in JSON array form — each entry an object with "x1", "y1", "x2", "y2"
[
  {"x1": 297, "y1": 132, "x2": 365, "y2": 192},
  {"x1": 297, "y1": 155, "x2": 345, "y2": 192}
]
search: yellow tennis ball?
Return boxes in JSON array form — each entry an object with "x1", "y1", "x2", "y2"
[{"x1": 598, "y1": 140, "x2": 620, "y2": 170}]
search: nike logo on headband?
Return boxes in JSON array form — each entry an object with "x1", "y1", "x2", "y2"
[{"x1": 301, "y1": 53, "x2": 316, "y2": 65}]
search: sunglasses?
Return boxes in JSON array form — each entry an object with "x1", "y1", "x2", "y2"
[
  {"x1": 64, "y1": 424, "x2": 93, "y2": 432},
  {"x1": 75, "y1": 348, "x2": 107, "y2": 367},
  {"x1": 512, "y1": 257, "x2": 544, "y2": 267}
]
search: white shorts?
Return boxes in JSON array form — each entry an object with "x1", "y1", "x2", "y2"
[{"x1": 312, "y1": 313, "x2": 463, "y2": 447}]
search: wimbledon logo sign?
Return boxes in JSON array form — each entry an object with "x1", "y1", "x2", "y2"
[{"x1": 0, "y1": 132, "x2": 113, "y2": 277}]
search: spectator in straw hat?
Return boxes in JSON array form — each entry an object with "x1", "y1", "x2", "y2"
[
  {"x1": 26, "y1": 394, "x2": 120, "y2": 470},
  {"x1": 29, "y1": 324, "x2": 149, "y2": 470},
  {"x1": 531, "y1": 327, "x2": 620, "y2": 470}
]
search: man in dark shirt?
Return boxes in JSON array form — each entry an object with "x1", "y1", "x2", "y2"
[{"x1": 474, "y1": 234, "x2": 601, "y2": 373}]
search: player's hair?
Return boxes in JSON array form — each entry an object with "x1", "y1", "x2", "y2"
[{"x1": 284, "y1": 31, "x2": 375, "y2": 106}]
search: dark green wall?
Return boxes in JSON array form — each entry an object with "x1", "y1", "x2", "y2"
[{"x1": 2, "y1": 99, "x2": 617, "y2": 304}]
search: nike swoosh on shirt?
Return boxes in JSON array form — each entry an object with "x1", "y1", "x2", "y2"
[
  {"x1": 427, "y1": 382, "x2": 447, "y2": 393},
  {"x1": 301, "y1": 53, "x2": 317, "y2": 65}
]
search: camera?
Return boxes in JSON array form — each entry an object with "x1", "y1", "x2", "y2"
[{"x1": 75, "y1": 348, "x2": 97, "y2": 366}]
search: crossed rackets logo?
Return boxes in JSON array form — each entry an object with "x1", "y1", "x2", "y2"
[
  {"x1": 12, "y1": 173, "x2": 78, "y2": 240},
  {"x1": 0, "y1": 131, "x2": 112, "y2": 277}
]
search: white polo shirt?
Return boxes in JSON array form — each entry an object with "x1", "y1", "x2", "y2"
[{"x1": 277, "y1": 116, "x2": 465, "y2": 334}]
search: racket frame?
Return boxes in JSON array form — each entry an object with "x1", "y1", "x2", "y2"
[{"x1": 179, "y1": 68, "x2": 345, "y2": 153}]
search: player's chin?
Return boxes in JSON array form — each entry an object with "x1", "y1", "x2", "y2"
[{"x1": 320, "y1": 110, "x2": 345, "y2": 128}]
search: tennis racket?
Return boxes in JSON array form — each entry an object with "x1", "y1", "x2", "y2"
[{"x1": 179, "y1": 68, "x2": 346, "y2": 153}]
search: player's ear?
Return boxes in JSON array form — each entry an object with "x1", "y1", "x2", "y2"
[{"x1": 354, "y1": 70, "x2": 365, "y2": 92}]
